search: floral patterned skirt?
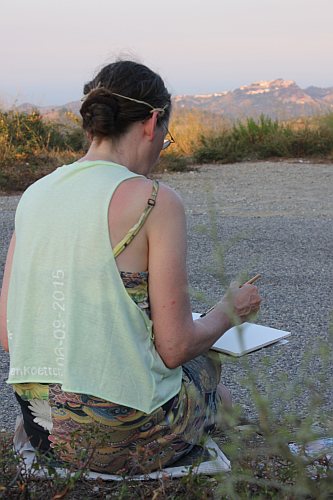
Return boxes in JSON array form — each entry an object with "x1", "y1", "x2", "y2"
[
  {"x1": 13, "y1": 271, "x2": 224, "y2": 474},
  {"x1": 14, "y1": 350, "x2": 223, "y2": 474}
]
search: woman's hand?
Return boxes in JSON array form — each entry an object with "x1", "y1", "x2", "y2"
[{"x1": 217, "y1": 281, "x2": 262, "y2": 324}]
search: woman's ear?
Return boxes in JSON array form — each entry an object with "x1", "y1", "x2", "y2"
[
  {"x1": 86, "y1": 132, "x2": 93, "y2": 143},
  {"x1": 143, "y1": 111, "x2": 159, "y2": 143}
]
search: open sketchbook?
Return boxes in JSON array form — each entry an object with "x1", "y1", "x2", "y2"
[{"x1": 192, "y1": 313, "x2": 291, "y2": 357}]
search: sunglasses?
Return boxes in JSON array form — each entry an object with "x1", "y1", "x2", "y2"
[
  {"x1": 160, "y1": 120, "x2": 176, "y2": 150},
  {"x1": 142, "y1": 116, "x2": 175, "y2": 150}
]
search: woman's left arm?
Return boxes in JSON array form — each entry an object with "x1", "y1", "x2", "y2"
[{"x1": 0, "y1": 232, "x2": 16, "y2": 352}]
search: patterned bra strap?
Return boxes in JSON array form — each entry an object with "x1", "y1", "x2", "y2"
[{"x1": 113, "y1": 180, "x2": 159, "y2": 258}]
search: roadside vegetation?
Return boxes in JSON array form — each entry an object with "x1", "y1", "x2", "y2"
[
  {"x1": 161, "y1": 108, "x2": 333, "y2": 170},
  {"x1": 0, "y1": 108, "x2": 85, "y2": 191},
  {"x1": 0, "y1": 106, "x2": 332, "y2": 192}
]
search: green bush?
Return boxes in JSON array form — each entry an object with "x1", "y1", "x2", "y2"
[{"x1": 194, "y1": 113, "x2": 333, "y2": 163}]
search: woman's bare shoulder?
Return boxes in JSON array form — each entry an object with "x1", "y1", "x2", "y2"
[
  {"x1": 154, "y1": 181, "x2": 183, "y2": 204},
  {"x1": 148, "y1": 182, "x2": 185, "y2": 228},
  {"x1": 117, "y1": 176, "x2": 183, "y2": 201},
  {"x1": 112, "y1": 177, "x2": 184, "y2": 216},
  {"x1": 150, "y1": 183, "x2": 184, "y2": 210}
]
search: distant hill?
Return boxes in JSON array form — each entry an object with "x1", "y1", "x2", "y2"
[
  {"x1": 303, "y1": 85, "x2": 333, "y2": 104},
  {"x1": 41, "y1": 101, "x2": 82, "y2": 120},
  {"x1": 173, "y1": 79, "x2": 333, "y2": 120},
  {"x1": 13, "y1": 79, "x2": 333, "y2": 121},
  {"x1": 15, "y1": 101, "x2": 81, "y2": 121}
]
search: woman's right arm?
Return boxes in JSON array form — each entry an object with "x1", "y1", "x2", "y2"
[
  {"x1": 146, "y1": 185, "x2": 261, "y2": 369},
  {"x1": 0, "y1": 232, "x2": 15, "y2": 352}
]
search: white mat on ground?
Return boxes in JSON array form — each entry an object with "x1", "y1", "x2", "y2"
[{"x1": 14, "y1": 417, "x2": 230, "y2": 480}]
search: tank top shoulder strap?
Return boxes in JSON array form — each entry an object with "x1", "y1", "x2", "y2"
[{"x1": 113, "y1": 180, "x2": 159, "y2": 259}]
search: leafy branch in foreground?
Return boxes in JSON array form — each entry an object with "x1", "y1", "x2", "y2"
[{"x1": 196, "y1": 187, "x2": 333, "y2": 499}]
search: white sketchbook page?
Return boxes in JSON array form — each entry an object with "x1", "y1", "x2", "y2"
[{"x1": 192, "y1": 313, "x2": 291, "y2": 357}]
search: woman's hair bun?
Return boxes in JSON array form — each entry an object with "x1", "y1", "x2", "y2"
[
  {"x1": 80, "y1": 91, "x2": 119, "y2": 137},
  {"x1": 80, "y1": 95, "x2": 118, "y2": 117}
]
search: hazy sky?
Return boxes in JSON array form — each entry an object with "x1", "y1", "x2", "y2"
[{"x1": 1, "y1": 0, "x2": 332, "y2": 106}]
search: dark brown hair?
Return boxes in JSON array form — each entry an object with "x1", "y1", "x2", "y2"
[{"x1": 80, "y1": 61, "x2": 172, "y2": 140}]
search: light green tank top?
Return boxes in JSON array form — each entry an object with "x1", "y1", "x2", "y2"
[{"x1": 7, "y1": 160, "x2": 182, "y2": 414}]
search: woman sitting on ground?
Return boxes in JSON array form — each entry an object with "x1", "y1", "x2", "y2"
[{"x1": 0, "y1": 60, "x2": 261, "y2": 474}]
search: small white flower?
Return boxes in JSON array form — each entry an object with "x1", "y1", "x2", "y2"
[{"x1": 28, "y1": 399, "x2": 53, "y2": 432}]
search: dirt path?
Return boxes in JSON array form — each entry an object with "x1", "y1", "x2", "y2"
[{"x1": 156, "y1": 159, "x2": 333, "y2": 218}]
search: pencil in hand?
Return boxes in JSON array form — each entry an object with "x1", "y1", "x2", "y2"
[
  {"x1": 200, "y1": 274, "x2": 261, "y2": 317},
  {"x1": 239, "y1": 274, "x2": 261, "y2": 288}
]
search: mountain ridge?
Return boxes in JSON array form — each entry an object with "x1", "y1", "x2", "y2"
[{"x1": 13, "y1": 79, "x2": 333, "y2": 121}]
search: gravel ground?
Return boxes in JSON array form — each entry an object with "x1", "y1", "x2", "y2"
[{"x1": 0, "y1": 160, "x2": 332, "y2": 431}]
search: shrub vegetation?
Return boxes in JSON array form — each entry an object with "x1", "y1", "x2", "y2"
[
  {"x1": 191, "y1": 113, "x2": 333, "y2": 164},
  {"x1": 0, "y1": 106, "x2": 332, "y2": 191},
  {"x1": 0, "y1": 108, "x2": 85, "y2": 191}
]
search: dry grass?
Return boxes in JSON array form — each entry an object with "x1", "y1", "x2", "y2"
[{"x1": 0, "y1": 106, "x2": 332, "y2": 191}]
